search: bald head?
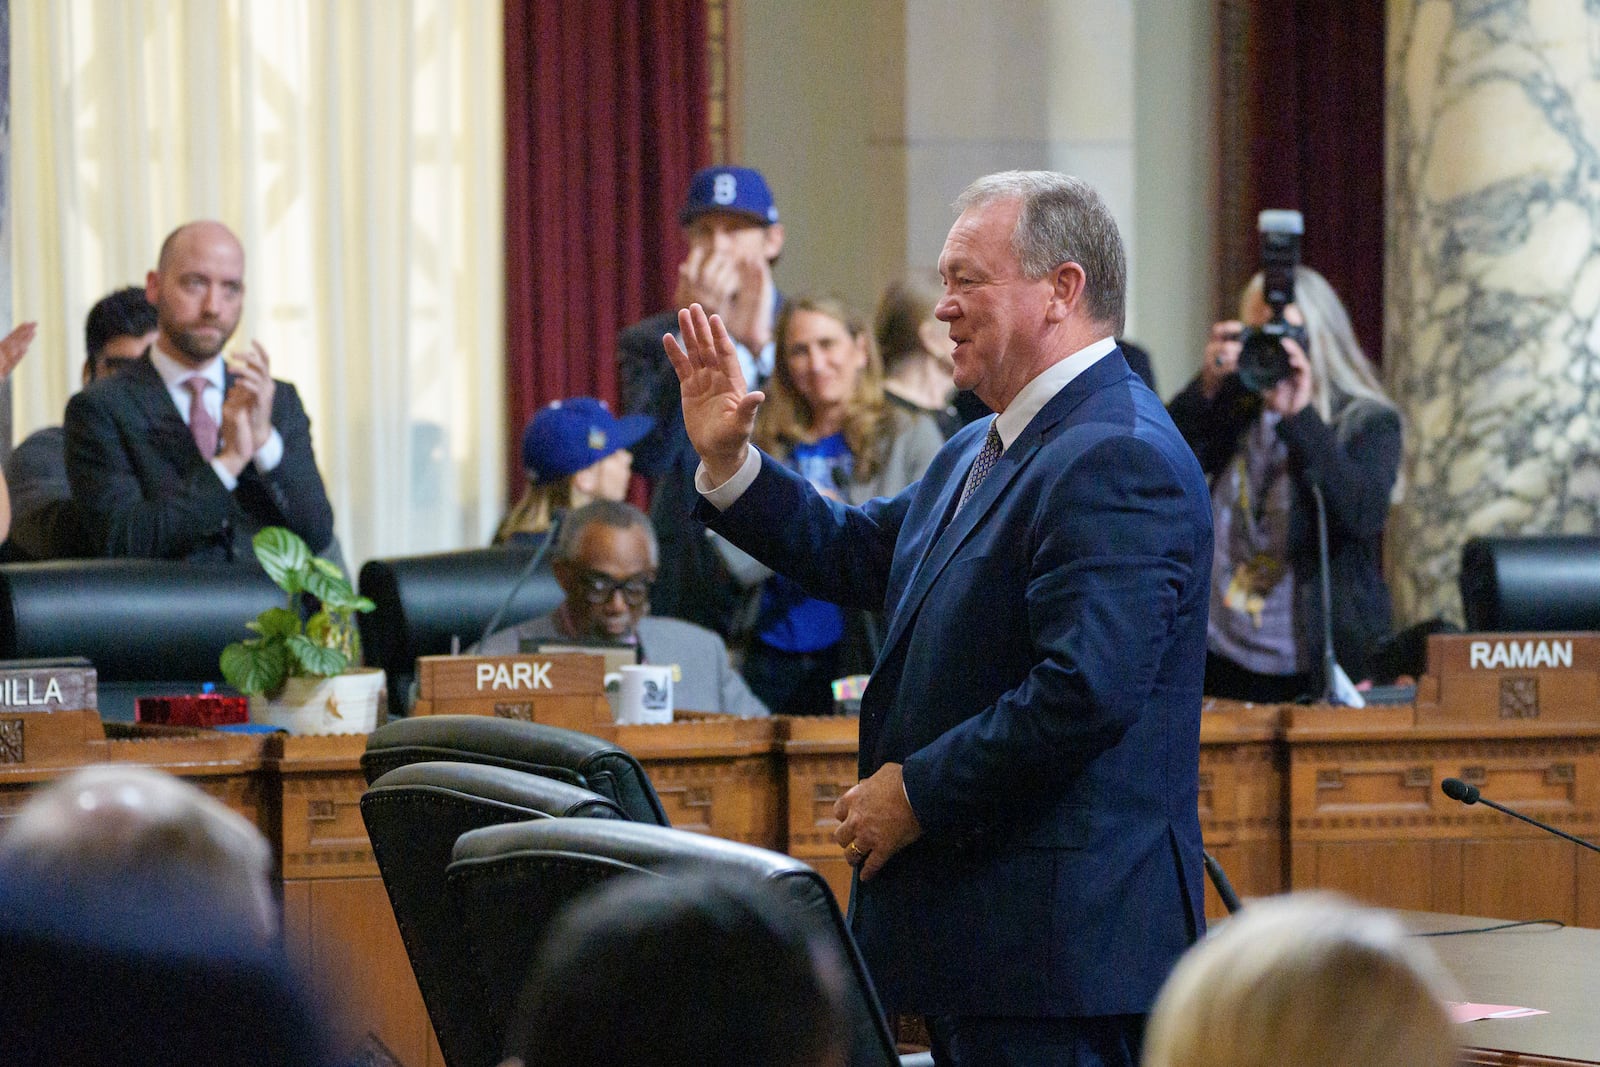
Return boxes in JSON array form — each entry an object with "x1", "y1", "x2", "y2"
[
  {"x1": 157, "y1": 220, "x2": 244, "y2": 273},
  {"x1": 147, "y1": 220, "x2": 247, "y2": 366}
]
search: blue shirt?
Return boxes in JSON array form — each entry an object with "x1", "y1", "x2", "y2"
[{"x1": 757, "y1": 434, "x2": 850, "y2": 653}]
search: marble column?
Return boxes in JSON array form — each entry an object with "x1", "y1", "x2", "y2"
[{"x1": 1387, "y1": 0, "x2": 1600, "y2": 624}]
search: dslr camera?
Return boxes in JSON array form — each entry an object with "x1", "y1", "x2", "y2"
[{"x1": 1236, "y1": 209, "x2": 1309, "y2": 392}]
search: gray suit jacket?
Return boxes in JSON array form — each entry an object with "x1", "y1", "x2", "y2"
[{"x1": 476, "y1": 613, "x2": 769, "y2": 718}]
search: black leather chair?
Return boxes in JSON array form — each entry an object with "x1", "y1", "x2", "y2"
[
  {"x1": 446, "y1": 819, "x2": 910, "y2": 1067},
  {"x1": 361, "y1": 760, "x2": 626, "y2": 1067},
  {"x1": 0, "y1": 559, "x2": 283, "y2": 721},
  {"x1": 358, "y1": 545, "x2": 564, "y2": 718},
  {"x1": 1459, "y1": 535, "x2": 1600, "y2": 631},
  {"x1": 361, "y1": 714, "x2": 670, "y2": 825}
]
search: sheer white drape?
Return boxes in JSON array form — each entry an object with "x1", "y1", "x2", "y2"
[{"x1": 11, "y1": 0, "x2": 505, "y2": 567}]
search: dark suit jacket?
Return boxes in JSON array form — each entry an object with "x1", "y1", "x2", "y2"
[
  {"x1": 700, "y1": 351, "x2": 1212, "y2": 1018},
  {"x1": 64, "y1": 354, "x2": 335, "y2": 562}
]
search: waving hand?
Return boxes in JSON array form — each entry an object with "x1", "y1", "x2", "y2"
[{"x1": 662, "y1": 303, "x2": 766, "y2": 485}]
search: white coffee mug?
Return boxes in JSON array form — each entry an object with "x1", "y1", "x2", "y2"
[{"x1": 604, "y1": 664, "x2": 674, "y2": 725}]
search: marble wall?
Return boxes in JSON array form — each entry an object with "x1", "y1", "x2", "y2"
[{"x1": 1387, "y1": 0, "x2": 1600, "y2": 624}]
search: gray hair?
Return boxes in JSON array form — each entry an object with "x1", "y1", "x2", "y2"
[
  {"x1": 555, "y1": 499, "x2": 659, "y2": 568},
  {"x1": 954, "y1": 170, "x2": 1127, "y2": 332}
]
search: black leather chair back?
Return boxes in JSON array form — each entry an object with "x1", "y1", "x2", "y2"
[
  {"x1": 1460, "y1": 535, "x2": 1600, "y2": 631},
  {"x1": 357, "y1": 546, "x2": 563, "y2": 718},
  {"x1": 446, "y1": 819, "x2": 899, "y2": 1067},
  {"x1": 0, "y1": 560, "x2": 281, "y2": 680},
  {"x1": 361, "y1": 761, "x2": 626, "y2": 1067},
  {"x1": 361, "y1": 715, "x2": 670, "y2": 826}
]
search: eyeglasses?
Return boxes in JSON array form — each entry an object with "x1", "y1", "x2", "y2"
[{"x1": 574, "y1": 569, "x2": 654, "y2": 606}]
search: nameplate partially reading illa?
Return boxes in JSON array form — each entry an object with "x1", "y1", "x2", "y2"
[{"x1": 0, "y1": 657, "x2": 97, "y2": 714}]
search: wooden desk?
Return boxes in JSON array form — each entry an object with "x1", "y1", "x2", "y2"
[
  {"x1": 1409, "y1": 912, "x2": 1600, "y2": 1066},
  {"x1": 1287, "y1": 706, "x2": 1600, "y2": 926}
]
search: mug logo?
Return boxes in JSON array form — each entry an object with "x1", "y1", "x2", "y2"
[
  {"x1": 712, "y1": 174, "x2": 737, "y2": 204},
  {"x1": 641, "y1": 680, "x2": 670, "y2": 710}
]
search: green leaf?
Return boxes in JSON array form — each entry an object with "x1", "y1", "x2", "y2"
[
  {"x1": 303, "y1": 565, "x2": 358, "y2": 610},
  {"x1": 253, "y1": 527, "x2": 311, "y2": 594},
  {"x1": 287, "y1": 634, "x2": 348, "y2": 678},
  {"x1": 250, "y1": 607, "x2": 302, "y2": 640},
  {"x1": 351, "y1": 596, "x2": 376, "y2": 614},
  {"x1": 220, "y1": 639, "x2": 290, "y2": 696},
  {"x1": 310, "y1": 557, "x2": 344, "y2": 579}
]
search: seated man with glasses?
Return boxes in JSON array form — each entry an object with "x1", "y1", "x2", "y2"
[{"x1": 477, "y1": 498, "x2": 769, "y2": 718}]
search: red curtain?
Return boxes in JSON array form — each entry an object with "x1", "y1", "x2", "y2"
[
  {"x1": 503, "y1": 0, "x2": 709, "y2": 491},
  {"x1": 1218, "y1": 0, "x2": 1386, "y2": 364}
]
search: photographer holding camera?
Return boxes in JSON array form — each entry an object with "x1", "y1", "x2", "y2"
[{"x1": 1169, "y1": 248, "x2": 1402, "y2": 703}]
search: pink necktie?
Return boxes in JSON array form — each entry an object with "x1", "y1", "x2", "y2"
[{"x1": 185, "y1": 376, "x2": 218, "y2": 458}]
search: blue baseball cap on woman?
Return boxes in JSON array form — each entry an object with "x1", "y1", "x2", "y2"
[{"x1": 521, "y1": 398, "x2": 654, "y2": 485}]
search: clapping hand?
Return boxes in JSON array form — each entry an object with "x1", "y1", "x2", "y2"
[
  {"x1": 225, "y1": 340, "x2": 276, "y2": 445},
  {"x1": 662, "y1": 303, "x2": 765, "y2": 485},
  {"x1": 0, "y1": 322, "x2": 38, "y2": 380},
  {"x1": 217, "y1": 386, "x2": 258, "y2": 477}
]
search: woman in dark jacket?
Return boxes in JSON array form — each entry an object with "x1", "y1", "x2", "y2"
[{"x1": 1169, "y1": 265, "x2": 1402, "y2": 702}]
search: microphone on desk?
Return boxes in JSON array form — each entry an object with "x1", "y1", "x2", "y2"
[
  {"x1": 1440, "y1": 777, "x2": 1600, "y2": 856},
  {"x1": 477, "y1": 511, "x2": 565, "y2": 649}
]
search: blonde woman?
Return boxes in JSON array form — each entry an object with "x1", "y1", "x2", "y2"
[
  {"x1": 1168, "y1": 265, "x2": 1402, "y2": 701},
  {"x1": 744, "y1": 294, "x2": 943, "y2": 715},
  {"x1": 494, "y1": 397, "x2": 653, "y2": 546},
  {"x1": 1142, "y1": 892, "x2": 1459, "y2": 1067}
]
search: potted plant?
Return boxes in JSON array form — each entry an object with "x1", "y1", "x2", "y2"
[{"x1": 220, "y1": 526, "x2": 385, "y2": 735}]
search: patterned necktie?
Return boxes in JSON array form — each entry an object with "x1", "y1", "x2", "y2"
[
  {"x1": 185, "y1": 376, "x2": 218, "y2": 458},
  {"x1": 955, "y1": 424, "x2": 1003, "y2": 513}
]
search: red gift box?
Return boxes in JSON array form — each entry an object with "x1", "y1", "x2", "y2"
[{"x1": 135, "y1": 694, "x2": 249, "y2": 728}]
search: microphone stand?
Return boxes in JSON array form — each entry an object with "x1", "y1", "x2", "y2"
[
  {"x1": 1442, "y1": 779, "x2": 1600, "y2": 856},
  {"x1": 1311, "y1": 483, "x2": 1337, "y2": 704},
  {"x1": 478, "y1": 512, "x2": 564, "y2": 649}
]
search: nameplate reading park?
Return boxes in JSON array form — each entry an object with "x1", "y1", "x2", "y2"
[
  {"x1": 412, "y1": 653, "x2": 611, "y2": 732},
  {"x1": 1415, "y1": 632, "x2": 1600, "y2": 725},
  {"x1": 0, "y1": 659, "x2": 97, "y2": 714}
]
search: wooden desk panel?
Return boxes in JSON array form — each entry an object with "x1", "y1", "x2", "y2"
[
  {"x1": 1198, "y1": 702, "x2": 1287, "y2": 916},
  {"x1": 780, "y1": 716, "x2": 861, "y2": 908},
  {"x1": 1287, "y1": 709, "x2": 1600, "y2": 923},
  {"x1": 616, "y1": 716, "x2": 784, "y2": 850}
]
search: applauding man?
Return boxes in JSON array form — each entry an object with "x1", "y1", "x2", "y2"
[
  {"x1": 617, "y1": 166, "x2": 785, "y2": 637},
  {"x1": 65, "y1": 221, "x2": 334, "y2": 563}
]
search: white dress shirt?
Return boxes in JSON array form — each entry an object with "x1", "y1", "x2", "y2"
[{"x1": 150, "y1": 342, "x2": 284, "y2": 491}]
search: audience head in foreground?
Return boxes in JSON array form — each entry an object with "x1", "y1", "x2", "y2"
[
  {"x1": 0, "y1": 765, "x2": 332, "y2": 1067},
  {"x1": 495, "y1": 397, "x2": 653, "y2": 543},
  {"x1": 503, "y1": 873, "x2": 847, "y2": 1067},
  {"x1": 1141, "y1": 892, "x2": 1459, "y2": 1067}
]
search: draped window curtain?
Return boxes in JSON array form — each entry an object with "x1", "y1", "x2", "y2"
[
  {"x1": 502, "y1": 0, "x2": 708, "y2": 493},
  {"x1": 11, "y1": 0, "x2": 505, "y2": 566},
  {"x1": 1217, "y1": 0, "x2": 1386, "y2": 364}
]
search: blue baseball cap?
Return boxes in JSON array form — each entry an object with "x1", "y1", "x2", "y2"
[
  {"x1": 680, "y1": 165, "x2": 780, "y2": 227},
  {"x1": 521, "y1": 398, "x2": 654, "y2": 485}
]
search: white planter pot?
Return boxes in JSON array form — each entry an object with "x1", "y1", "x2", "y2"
[{"x1": 249, "y1": 668, "x2": 386, "y2": 736}]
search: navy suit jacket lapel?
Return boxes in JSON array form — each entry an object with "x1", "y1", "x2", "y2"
[
  {"x1": 127, "y1": 354, "x2": 192, "y2": 441},
  {"x1": 875, "y1": 351, "x2": 1133, "y2": 665}
]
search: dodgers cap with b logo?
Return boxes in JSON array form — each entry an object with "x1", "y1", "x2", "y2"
[{"x1": 679, "y1": 165, "x2": 779, "y2": 227}]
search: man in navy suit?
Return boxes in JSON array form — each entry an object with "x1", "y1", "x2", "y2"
[
  {"x1": 666, "y1": 171, "x2": 1213, "y2": 1066},
  {"x1": 65, "y1": 221, "x2": 334, "y2": 563}
]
